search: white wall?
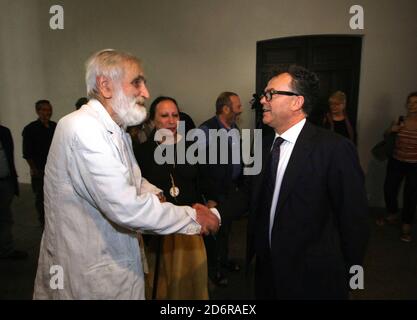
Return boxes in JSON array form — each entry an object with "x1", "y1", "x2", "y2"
[
  {"x1": 0, "y1": 0, "x2": 47, "y2": 185},
  {"x1": 1, "y1": 0, "x2": 416, "y2": 206}
]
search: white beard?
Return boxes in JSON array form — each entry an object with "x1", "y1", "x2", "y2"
[{"x1": 112, "y1": 88, "x2": 147, "y2": 128}]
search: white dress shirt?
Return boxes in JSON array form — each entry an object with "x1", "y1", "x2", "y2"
[{"x1": 269, "y1": 118, "x2": 306, "y2": 244}]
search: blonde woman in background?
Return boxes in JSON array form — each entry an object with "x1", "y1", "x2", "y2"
[{"x1": 323, "y1": 91, "x2": 355, "y2": 143}]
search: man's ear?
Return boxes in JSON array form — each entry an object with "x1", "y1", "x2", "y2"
[
  {"x1": 292, "y1": 95, "x2": 305, "y2": 112},
  {"x1": 222, "y1": 105, "x2": 230, "y2": 114},
  {"x1": 96, "y1": 76, "x2": 113, "y2": 99}
]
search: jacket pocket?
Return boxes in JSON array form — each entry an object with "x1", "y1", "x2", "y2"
[{"x1": 83, "y1": 259, "x2": 141, "y2": 299}]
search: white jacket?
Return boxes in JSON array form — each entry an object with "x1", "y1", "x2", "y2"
[{"x1": 33, "y1": 100, "x2": 203, "y2": 299}]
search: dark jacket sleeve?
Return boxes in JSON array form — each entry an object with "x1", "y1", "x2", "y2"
[
  {"x1": 22, "y1": 124, "x2": 35, "y2": 160},
  {"x1": 327, "y1": 138, "x2": 370, "y2": 270},
  {"x1": 1, "y1": 126, "x2": 19, "y2": 196}
]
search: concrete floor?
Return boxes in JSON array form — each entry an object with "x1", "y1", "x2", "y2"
[{"x1": 1, "y1": 184, "x2": 416, "y2": 299}]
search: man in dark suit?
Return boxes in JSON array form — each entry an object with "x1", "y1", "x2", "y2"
[
  {"x1": 230, "y1": 65, "x2": 369, "y2": 299},
  {"x1": 0, "y1": 124, "x2": 27, "y2": 259},
  {"x1": 199, "y1": 92, "x2": 243, "y2": 286}
]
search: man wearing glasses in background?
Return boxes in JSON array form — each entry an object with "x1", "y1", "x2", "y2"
[{"x1": 230, "y1": 65, "x2": 369, "y2": 299}]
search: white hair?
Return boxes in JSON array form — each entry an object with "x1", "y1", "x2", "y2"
[{"x1": 85, "y1": 49, "x2": 142, "y2": 99}]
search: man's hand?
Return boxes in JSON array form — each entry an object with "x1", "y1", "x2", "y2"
[
  {"x1": 27, "y1": 160, "x2": 41, "y2": 177},
  {"x1": 391, "y1": 120, "x2": 404, "y2": 133},
  {"x1": 30, "y1": 167, "x2": 40, "y2": 177},
  {"x1": 193, "y1": 203, "x2": 220, "y2": 236}
]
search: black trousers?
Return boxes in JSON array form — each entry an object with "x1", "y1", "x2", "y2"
[
  {"x1": 0, "y1": 177, "x2": 15, "y2": 256},
  {"x1": 31, "y1": 174, "x2": 45, "y2": 226},
  {"x1": 204, "y1": 184, "x2": 243, "y2": 277},
  {"x1": 384, "y1": 157, "x2": 417, "y2": 224},
  {"x1": 204, "y1": 214, "x2": 234, "y2": 277},
  {"x1": 254, "y1": 253, "x2": 276, "y2": 299}
]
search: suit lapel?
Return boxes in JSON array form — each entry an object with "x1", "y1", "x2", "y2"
[
  {"x1": 252, "y1": 134, "x2": 274, "y2": 204},
  {"x1": 247, "y1": 133, "x2": 274, "y2": 261},
  {"x1": 273, "y1": 121, "x2": 317, "y2": 220}
]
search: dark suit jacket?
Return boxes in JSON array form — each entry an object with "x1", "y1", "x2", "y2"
[
  {"x1": 199, "y1": 116, "x2": 243, "y2": 202},
  {"x1": 0, "y1": 125, "x2": 19, "y2": 195},
  {"x1": 223, "y1": 121, "x2": 369, "y2": 299}
]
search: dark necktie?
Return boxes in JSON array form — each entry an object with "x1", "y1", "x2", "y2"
[
  {"x1": 257, "y1": 137, "x2": 285, "y2": 254},
  {"x1": 267, "y1": 137, "x2": 285, "y2": 193}
]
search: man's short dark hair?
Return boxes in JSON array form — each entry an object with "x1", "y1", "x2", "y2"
[
  {"x1": 35, "y1": 100, "x2": 51, "y2": 111},
  {"x1": 407, "y1": 91, "x2": 417, "y2": 102},
  {"x1": 273, "y1": 65, "x2": 320, "y2": 116},
  {"x1": 215, "y1": 91, "x2": 238, "y2": 115},
  {"x1": 75, "y1": 97, "x2": 89, "y2": 110}
]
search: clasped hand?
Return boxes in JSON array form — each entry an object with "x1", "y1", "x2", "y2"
[{"x1": 192, "y1": 203, "x2": 220, "y2": 236}]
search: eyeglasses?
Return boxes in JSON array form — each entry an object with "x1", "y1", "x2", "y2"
[{"x1": 260, "y1": 89, "x2": 300, "y2": 102}]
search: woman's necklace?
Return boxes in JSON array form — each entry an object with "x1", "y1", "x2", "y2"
[
  {"x1": 155, "y1": 140, "x2": 180, "y2": 200},
  {"x1": 169, "y1": 173, "x2": 180, "y2": 198}
]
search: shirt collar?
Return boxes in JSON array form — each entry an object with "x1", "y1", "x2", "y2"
[
  {"x1": 36, "y1": 119, "x2": 51, "y2": 127},
  {"x1": 88, "y1": 99, "x2": 123, "y2": 135},
  {"x1": 275, "y1": 118, "x2": 306, "y2": 144},
  {"x1": 216, "y1": 115, "x2": 236, "y2": 130}
]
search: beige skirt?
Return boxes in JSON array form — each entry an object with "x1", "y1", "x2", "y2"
[{"x1": 144, "y1": 234, "x2": 208, "y2": 300}]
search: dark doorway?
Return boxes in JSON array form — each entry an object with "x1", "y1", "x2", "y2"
[{"x1": 254, "y1": 35, "x2": 362, "y2": 136}]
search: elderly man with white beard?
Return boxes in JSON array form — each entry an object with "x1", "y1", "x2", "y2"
[{"x1": 33, "y1": 49, "x2": 220, "y2": 300}]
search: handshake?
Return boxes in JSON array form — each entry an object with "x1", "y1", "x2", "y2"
[
  {"x1": 156, "y1": 193, "x2": 220, "y2": 236},
  {"x1": 192, "y1": 203, "x2": 221, "y2": 236}
]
